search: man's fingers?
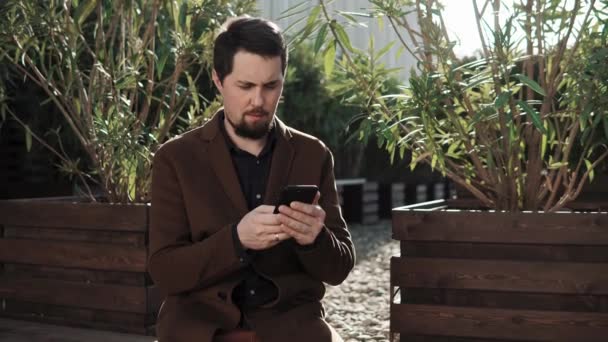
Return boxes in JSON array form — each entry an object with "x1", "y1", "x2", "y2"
[
  {"x1": 268, "y1": 232, "x2": 290, "y2": 243},
  {"x1": 254, "y1": 213, "x2": 281, "y2": 225},
  {"x1": 290, "y1": 200, "x2": 324, "y2": 218},
  {"x1": 254, "y1": 204, "x2": 277, "y2": 213},
  {"x1": 280, "y1": 224, "x2": 307, "y2": 240},
  {"x1": 280, "y1": 203, "x2": 324, "y2": 223},
  {"x1": 261, "y1": 225, "x2": 290, "y2": 235},
  {"x1": 280, "y1": 206, "x2": 312, "y2": 224}
]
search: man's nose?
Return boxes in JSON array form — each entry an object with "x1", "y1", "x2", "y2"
[{"x1": 251, "y1": 89, "x2": 264, "y2": 107}]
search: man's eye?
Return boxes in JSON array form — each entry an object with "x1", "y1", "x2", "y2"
[
  {"x1": 264, "y1": 84, "x2": 277, "y2": 89},
  {"x1": 239, "y1": 85, "x2": 253, "y2": 90}
]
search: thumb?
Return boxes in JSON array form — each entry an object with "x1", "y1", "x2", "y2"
[{"x1": 312, "y1": 191, "x2": 321, "y2": 205}]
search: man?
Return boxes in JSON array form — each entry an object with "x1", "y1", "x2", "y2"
[{"x1": 148, "y1": 17, "x2": 355, "y2": 342}]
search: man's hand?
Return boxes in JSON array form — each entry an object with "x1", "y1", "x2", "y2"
[
  {"x1": 237, "y1": 205, "x2": 290, "y2": 250},
  {"x1": 276, "y1": 192, "x2": 325, "y2": 246}
]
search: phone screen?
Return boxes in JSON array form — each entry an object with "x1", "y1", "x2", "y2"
[{"x1": 273, "y1": 185, "x2": 319, "y2": 214}]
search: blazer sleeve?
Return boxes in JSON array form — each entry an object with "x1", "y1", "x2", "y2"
[
  {"x1": 147, "y1": 146, "x2": 246, "y2": 296},
  {"x1": 294, "y1": 147, "x2": 355, "y2": 285}
]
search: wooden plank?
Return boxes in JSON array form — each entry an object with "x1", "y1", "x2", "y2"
[
  {"x1": 401, "y1": 288, "x2": 606, "y2": 312},
  {"x1": 2, "y1": 264, "x2": 146, "y2": 286},
  {"x1": 0, "y1": 200, "x2": 148, "y2": 231},
  {"x1": 0, "y1": 239, "x2": 147, "y2": 272},
  {"x1": 335, "y1": 178, "x2": 366, "y2": 186},
  {"x1": 0, "y1": 277, "x2": 149, "y2": 313},
  {"x1": 400, "y1": 335, "x2": 524, "y2": 342},
  {"x1": 449, "y1": 197, "x2": 608, "y2": 211},
  {"x1": 0, "y1": 302, "x2": 151, "y2": 335},
  {"x1": 391, "y1": 304, "x2": 608, "y2": 341},
  {"x1": 0, "y1": 317, "x2": 155, "y2": 341},
  {"x1": 146, "y1": 286, "x2": 162, "y2": 315},
  {"x1": 392, "y1": 210, "x2": 608, "y2": 245},
  {"x1": 392, "y1": 257, "x2": 608, "y2": 295},
  {"x1": 400, "y1": 241, "x2": 608, "y2": 262},
  {"x1": 4, "y1": 226, "x2": 145, "y2": 246}
]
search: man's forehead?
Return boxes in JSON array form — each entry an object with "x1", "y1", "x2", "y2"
[{"x1": 230, "y1": 53, "x2": 283, "y2": 83}]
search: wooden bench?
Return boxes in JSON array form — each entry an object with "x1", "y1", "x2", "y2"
[{"x1": 336, "y1": 178, "x2": 379, "y2": 224}]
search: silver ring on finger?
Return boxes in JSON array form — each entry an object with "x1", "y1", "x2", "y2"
[{"x1": 274, "y1": 233, "x2": 280, "y2": 242}]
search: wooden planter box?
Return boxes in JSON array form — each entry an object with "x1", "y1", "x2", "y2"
[
  {"x1": 391, "y1": 199, "x2": 608, "y2": 341},
  {"x1": 0, "y1": 198, "x2": 160, "y2": 335}
]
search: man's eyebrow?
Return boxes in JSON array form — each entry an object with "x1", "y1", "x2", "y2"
[
  {"x1": 236, "y1": 80, "x2": 255, "y2": 86},
  {"x1": 236, "y1": 79, "x2": 281, "y2": 86}
]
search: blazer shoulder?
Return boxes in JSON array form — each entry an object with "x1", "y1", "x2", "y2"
[
  {"x1": 156, "y1": 126, "x2": 206, "y2": 154},
  {"x1": 286, "y1": 126, "x2": 330, "y2": 154}
]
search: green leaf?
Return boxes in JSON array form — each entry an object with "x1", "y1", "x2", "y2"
[
  {"x1": 447, "y1": 141, "x2": 460, "y2": 157},
  {"x1": 541, "y1": 121, "x2": 548, "y2": 158},
  {"x1": 592, "y1": 110, "x2": 603, "y2": 127},
  {"x1": 157, "y1": 47, "x2": 169, "y2": 80},
  {"x1": 338, "y1": 12, "x2": 359, "y2": 24},
  {"x1": 494, "y1": 91, "x2": 511, "y2": 109},
  {"x1": 333, "y1": 22, "x2": 353, "y2": 52},
  {"x1": 74, "y1": 0, "x2": 97, "y2": 28},
  {"x1": 186, "y1": 72, "x2": 199, "y2": 113},
  {"x1": 314, "y1": 23, "x2": 328, "y2": 54},
  {"x1": 580, "y1": 103, "x2": 593, "y2": 123},
  {"x1": 471, "y1": 106, "x2": 496, "y2": 126},
  {"x1": 277, "y1": 0, "x2": 309, "y2": 20},
  {"x1": 24, "y1": 125, "x2": 32, "y2": 152},
  {"x1": 339, "y1": 11, "x2": 371, "y2": 21},
  {"x1": 585, "y1": 159, "x2": 595, "y2": 183},
  {"x1": 178, "y1": 1, "x2": 188, "y2": 33},
  {"x1": 604, "y1": 114, "x2": 608, "y2": 140},
  {"x1": 323, "y1": 40, "x2": 336, "y2": 76},
  {"x1": 307, "y1": 5, "x2": 321, "y2": 28},
  {"x1": 548, "y1": 162, "x2": 567, "y2": 170},
  {"x1": 517, "y1": 100, "x2": 547, "y2": 134},
  {"x1": 513, "y1": 74, "x2": 546, "y2": 97},
  {"x1": 376, "y1": 41, "x2": 395, "y2": 60},
  {"x1": 73, "y1": 99, "x2": 81, "y2": 115}
]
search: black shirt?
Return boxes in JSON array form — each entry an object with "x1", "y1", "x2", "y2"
[{"x1": 219, "y1": 114, "x2": 279, "y2": 309}]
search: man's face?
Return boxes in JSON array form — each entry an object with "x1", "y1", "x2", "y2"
[{"x1": 213, "y1": 50, "x2": 284, "y2": 140}]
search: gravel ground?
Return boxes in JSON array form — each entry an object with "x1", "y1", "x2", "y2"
[{"x1": 324, "y1": 219, "x2": 399, "y2": 342}]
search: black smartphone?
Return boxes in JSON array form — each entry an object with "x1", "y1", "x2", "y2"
[{"x1": 273, "y1": 185, "x2": 319, "y2": 214}]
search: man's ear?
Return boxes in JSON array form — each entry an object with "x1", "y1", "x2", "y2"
[{"x1": 211, "y1": 69, "x2": 223, "y2": 94}]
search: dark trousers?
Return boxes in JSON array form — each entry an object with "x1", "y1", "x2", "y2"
[{"x1": 214, "y1": 329, "x2": 261, "y2": 342}]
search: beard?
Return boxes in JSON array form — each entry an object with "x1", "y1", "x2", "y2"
[{"x1": 225, "y1": 108, "x2": 274, "y2": 139}]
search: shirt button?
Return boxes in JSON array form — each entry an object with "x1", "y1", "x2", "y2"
[
  {"x1": 249, "y1": 289, "x2": 256, "y2": 296},
  {"x1": 256, "y1": 160, "x2": 260, "y2": 165},
  {"x1": 239, "y1": 257, "x2": 245, "y2": 263},
  {"x1": 256, "y1": 194, "x2": 261, "y2": 199}
]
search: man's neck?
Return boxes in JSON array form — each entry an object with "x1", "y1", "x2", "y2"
[{"x1": 224, "y1": 117, "x2": 268, "y2": 156}]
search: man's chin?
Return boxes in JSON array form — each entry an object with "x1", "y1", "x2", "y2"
[{"x1": 235, "y1": 121, "x2": 272, "y2": 140}]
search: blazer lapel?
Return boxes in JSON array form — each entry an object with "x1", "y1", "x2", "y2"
[
  {"x1": 264, "y1": 118, "x2": 295, "y2": 205},
  {"x1": 200, "y1": 113, "x2": 248, "y2": 216}
]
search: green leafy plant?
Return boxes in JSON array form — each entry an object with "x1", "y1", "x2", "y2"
[
  {"x1": 293, "y1": 0, "x2": 608, "y2": 211},
  {"x1": 279, "y1": 43, "x2": 401, "y2": 178},
  {"x1": 0, "y1": 0, "x2": 255, "y2": 203}
]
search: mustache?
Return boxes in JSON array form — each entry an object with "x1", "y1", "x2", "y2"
[{"x1": 244, "y1": 108, "x2": 270, "y2": 116}]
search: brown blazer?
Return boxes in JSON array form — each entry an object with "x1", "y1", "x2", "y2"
[{"x1": 148, "y1": 112, "x2": 355, "y2": 342}]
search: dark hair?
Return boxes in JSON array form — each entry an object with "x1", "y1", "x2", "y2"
[{"x1": 213, "y1": 17, "x2": 287, "y2": 83}]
